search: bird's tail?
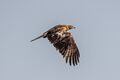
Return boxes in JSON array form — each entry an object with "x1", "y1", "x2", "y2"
[{"x1": 31, "y1": 32, "x2": 47, "y2": 42}]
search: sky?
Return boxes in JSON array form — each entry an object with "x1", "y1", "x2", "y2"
[{"x1": 0, "y1": 0, "x2": 120, "y2": 80}]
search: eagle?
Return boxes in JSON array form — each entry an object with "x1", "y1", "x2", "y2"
[{"x1": 31, "y1": 24, "x2": 80, "y2": 66}]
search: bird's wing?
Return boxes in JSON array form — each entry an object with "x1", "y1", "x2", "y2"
[{"x1": 47, "y1": 32, "x2": 80, "y2": 66}]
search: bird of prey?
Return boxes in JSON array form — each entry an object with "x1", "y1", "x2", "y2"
[{"x1": 31, "y1": 24, "x2": 80, "y2": 66}]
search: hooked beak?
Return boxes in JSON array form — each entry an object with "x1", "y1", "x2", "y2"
[
  {"x1": 73, "y1": 26, "x2": 76, "y2": 29},
  {"x1": 73, "y1": 26, "x2": 80, "y2": 31}
]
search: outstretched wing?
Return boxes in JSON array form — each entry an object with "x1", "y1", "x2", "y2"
[{"x1": 47, "y1": 32, "x2": 80, "y2": 66}]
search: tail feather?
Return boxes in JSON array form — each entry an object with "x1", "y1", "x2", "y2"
[
  {"x1": 31, "y1": 35, "x2": 43, "y2": 42},
  {"x1": 31, "y1": 32, "x2": 48, "y2": 42}
]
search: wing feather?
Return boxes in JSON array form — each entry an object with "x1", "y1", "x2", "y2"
[{"x1": 46, "y1": 31, "x2": 80, "y2": 66}]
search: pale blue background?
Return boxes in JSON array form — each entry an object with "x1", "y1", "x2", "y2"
[{"x1": 0, "y1": 0, "x2": 120, "y2": 80}]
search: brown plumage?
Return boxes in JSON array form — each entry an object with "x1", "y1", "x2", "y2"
[{"x1": 31, "y1": 24, "x2": 80, "y2": 66}]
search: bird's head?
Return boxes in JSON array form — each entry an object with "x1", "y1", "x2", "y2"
[{"x1": 67, "y1": 25, "x2": 76, "y2": 30}]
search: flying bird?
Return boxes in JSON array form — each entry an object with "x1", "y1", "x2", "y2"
[{"x1": 31, "y1": 24, "x2": 80, "y2": 66}]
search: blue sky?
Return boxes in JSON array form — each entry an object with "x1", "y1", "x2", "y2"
[{"x1": 0, "y1": 0, "x2": 120, "y2": 80}]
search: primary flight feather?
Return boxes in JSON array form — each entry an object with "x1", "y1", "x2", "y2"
[{"x1": 31, "y1": 24, "x2": 80, "y2": 66}]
